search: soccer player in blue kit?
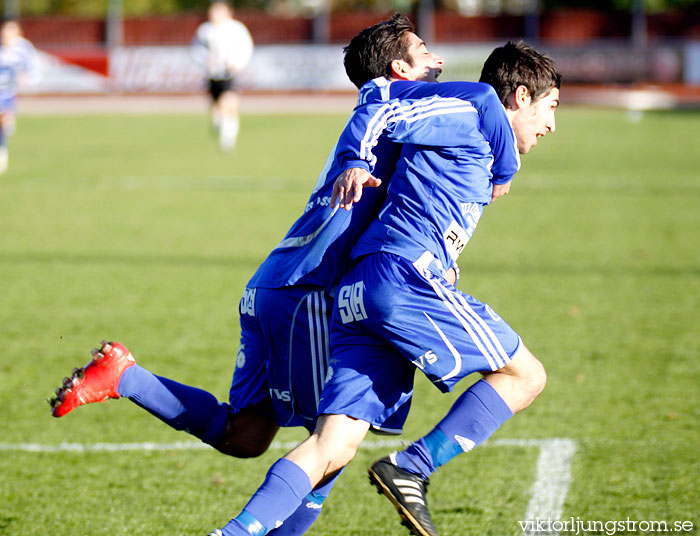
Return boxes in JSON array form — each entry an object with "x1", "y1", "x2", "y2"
[
  {"x1": 48, "y1": 14, "x2": 488, "y2": 536},
  {"x1": 208, "y1": 42, "x2": 561, "y2": 536}
]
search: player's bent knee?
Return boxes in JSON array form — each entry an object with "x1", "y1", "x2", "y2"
[
  {"x1": 526, "y1": 356, "x2": 547, "y2": 402},
  {"x1": 214, "y1": 436, "x2": 268, "y2": 458},
  {"x1": 518, "y1": 348, "x2": 547, "y2": 402},
  {"x1": 216, "y1": 441, "x2": 268, "y2": 458},
  {"x1": 501, "y1": 345, "x2": 547, "y2": 407},
  {"x1": 330, "y1": 441, "x2": 361, "y2": 469},
  {"x1": 214, "y1": 412, "x2": 279, "y2": 458},
  {"x1": 314, "y1": 413, "x2": 368, "y2": 469}
]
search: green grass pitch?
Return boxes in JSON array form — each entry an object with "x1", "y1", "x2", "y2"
[{"x1": 0, "y1": 106, "x2": 698, "y2": 535}]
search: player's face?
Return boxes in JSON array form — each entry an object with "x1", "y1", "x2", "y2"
[
  {"x1": 511, "y1": 87, "x2": 559, "y2": 154},
  {"x1": 1, "y1": 22, "x2": 21, "y2": 47},
  {"x1": 208, "y1": 3, "x2": 232, "y2": 24},
  {"x1": 402, "y1": 32, "x2": 443, "y2": 82}
]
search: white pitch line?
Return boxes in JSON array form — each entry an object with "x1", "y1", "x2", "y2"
[
  {"x1": 0, "y1": 437, "x2": 567, "y2": 453},
  {"x1": 520, "y1": 438, "x2": 578, "y2": 536},
  {"x1": 1, "y1": 436, "x2": 576, "y2": 534},
  {"x1": 0, "y1": 440, "x2": 213, "y2": 453}
]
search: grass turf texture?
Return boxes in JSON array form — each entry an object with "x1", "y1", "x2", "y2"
[{"x1": 1, "y1": 108, "x2": 698, "y2": 535}]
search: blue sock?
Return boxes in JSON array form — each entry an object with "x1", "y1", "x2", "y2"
[
  {"x1": 268, "y1": 470, "x2": 341, "y2": 535},
  {"x1": 220, "y1": 458, "x2": 312, "y2": 536},
  {"x1": 117, "y1": 364, "x2": 229, "y2": 445},
  {"x1": 396, "y1": 379, "x2": 513, "y2": 480}
]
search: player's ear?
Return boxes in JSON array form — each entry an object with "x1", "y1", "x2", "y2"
[
  {"x1": 390, "y1": 59, "x2": 409, "y2": 80},
  {"x1": 513, "y1": 85, "x2": 532, "y2": 109}
]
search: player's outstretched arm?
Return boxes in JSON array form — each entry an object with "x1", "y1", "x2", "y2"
[{"x1": 330, "y1": 167, "x2": 382, "y2": 211}]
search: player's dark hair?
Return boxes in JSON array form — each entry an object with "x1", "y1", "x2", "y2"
[
  {"x1": 479, "y1": 41, "x2": 561, "y2": 108},
  {"x1": 343, "y1": 13, "x2": 415, "y2": 89},
  {"x1": 209, "y1": 1, "x2": 233, "y2": 12}
]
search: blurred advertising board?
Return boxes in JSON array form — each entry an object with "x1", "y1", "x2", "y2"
[{"x1": 20, "y1": 43, "x2": 698, "y2": 94}]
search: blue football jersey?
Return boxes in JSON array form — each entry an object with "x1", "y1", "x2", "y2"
[
  {"x1": 248, "y1": 81, "x2": 488, "y2": 292},
  {"x1": 340, "y1": 78, "x2": 521, "y2": 278}
]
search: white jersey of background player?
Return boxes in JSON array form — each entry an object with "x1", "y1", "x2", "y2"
[
  {"x1": 0, "y1": 20, "x2": 39, "y2": 174},
  {"x1": 192, "y1": 1, "x2": 253, "y2": 151}
]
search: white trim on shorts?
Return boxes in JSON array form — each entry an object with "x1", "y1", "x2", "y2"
[
  {"x1": 414, "y1": 260, "x2": 512, "y2": 374},
  {"x1": 306, "y1": 290, "x2": 330, "y2": 411}
]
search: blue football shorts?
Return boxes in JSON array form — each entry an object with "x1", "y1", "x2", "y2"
[
  {"x1": 320, "y1": 251, "x2": 522, "y2": 433},
  {"x1": 231, "y1": 285, "x2": 332, "y2": 430}
]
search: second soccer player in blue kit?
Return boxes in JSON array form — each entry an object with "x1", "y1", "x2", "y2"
[{"x1": 211, "y1": 40, "x2": 561, "y2": 536}]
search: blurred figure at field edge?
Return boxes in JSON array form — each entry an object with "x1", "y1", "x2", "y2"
[
  {"x1": 192, "y1": 1, "x2": 253, "y2": 151},
  {"x1": 0, "y1": 20, "x2": 39, "y2": 174}
]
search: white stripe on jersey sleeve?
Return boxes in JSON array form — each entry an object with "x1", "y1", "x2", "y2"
[{"x1": 359, "y1": 97, "x2": 478, "y2": 165}]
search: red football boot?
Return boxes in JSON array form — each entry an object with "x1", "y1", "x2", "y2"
[{"x1": 50, "y1": 341, "x2": 135, "y2": 417}]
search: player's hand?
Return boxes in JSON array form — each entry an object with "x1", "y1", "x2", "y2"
[
  {"x1": 330, "y1": 168, "x2": 382, "y2": 211},
  {"x1": 446, "y1": 267, "x2": 457, "y2": 286},
  {"x1": 491, "y1": 182, "x2": 512, "y2": 203}
]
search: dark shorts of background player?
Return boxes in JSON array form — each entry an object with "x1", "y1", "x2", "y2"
[{"x1": 208, "y1": 78, "x2": 238, "y2": 102}]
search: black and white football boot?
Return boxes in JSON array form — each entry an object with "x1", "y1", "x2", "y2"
[{"x1": 368, "y1": 453, "x2": 438, "y2": 536}]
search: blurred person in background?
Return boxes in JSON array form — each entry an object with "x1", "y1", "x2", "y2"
[
  {"x1": 0, "y1": 20, "x2": 39, "y2": 174},
  {"x1": 192, "y1": 1, "x2": 254, "y2": 151}
]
